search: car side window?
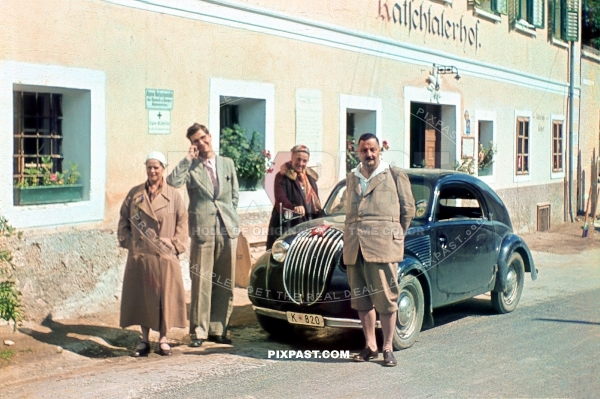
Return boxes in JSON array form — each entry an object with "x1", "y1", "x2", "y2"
[{"x1": 436, "y1": 185, "x2": 484, "y2": 221}]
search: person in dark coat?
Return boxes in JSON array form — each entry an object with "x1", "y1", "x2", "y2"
[{"x1": 266, "y1": 145, "x2": 322, "y2": 249}]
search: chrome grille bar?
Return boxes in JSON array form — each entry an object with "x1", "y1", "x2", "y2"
[{"x1": 283, "y1": 227, "x2": 344, "y2": 306}]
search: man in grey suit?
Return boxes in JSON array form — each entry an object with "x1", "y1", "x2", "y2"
[
  {"x1": 343, "y1": 133, "x2": 415, "y2": 367},
  {"x1": 167, "y1": 123, "x2": 239, "y2": 346}
]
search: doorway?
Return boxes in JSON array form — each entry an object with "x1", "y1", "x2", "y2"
[
  {"x1": 410, "y1": 102, "x2": 441, "y2": 168},
  {"x1": 409, "y1": 102, "x2": 457, "y2": 170}
]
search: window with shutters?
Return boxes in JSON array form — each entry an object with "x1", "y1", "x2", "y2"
[
  {"x1": 549, "y1": 0, "x2": 565, "y2": 40},
  {"x1": 473, "y1": 0, "x2": 508, "y2": 15},
  {"x1": 516, "y1": 117, "x2": 530, "y2": 175},
  {"x1": 517, "y1": 0, "x2": 545, "y2": 28}
]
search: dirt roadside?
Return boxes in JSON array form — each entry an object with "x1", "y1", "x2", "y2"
[{"x1": 1, "y1": 221, "x2": 599, "y2": 388}]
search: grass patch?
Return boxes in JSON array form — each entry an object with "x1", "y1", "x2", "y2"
[{"x1": 0, "y1": 349, "x2": 14, "y2": 361}]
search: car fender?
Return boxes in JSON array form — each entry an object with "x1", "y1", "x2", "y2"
[
  {"x1": 398, "y1": 256, "x2": 434, "y2": 329},
  {"x1": 494, "y1": 234, "x2": 537, "y2": 292}
]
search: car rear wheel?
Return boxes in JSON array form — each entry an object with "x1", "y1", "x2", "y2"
[
  {"x1": 256, "y1": 313, "x2": 294, "y2": 338},
  {"x1": 392, "y1": 275, "x2": 424, "y2": 350},
  {"x1": 491, "y1": 252, "x2": 524, "y2": 314}
]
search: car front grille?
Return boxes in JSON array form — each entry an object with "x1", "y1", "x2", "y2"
[{"x1": 283, "y1": 226, "x2": 343, "y2": 306}]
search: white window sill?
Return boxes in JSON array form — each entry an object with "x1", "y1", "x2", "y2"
[
  {"x1": 551, "y1": 37, "x2": 569, "y2": 49},
  {"x1": 474, "y1": 8, "x2": 501, "y2": 23},
  {"x1": 431, "y1": 0, "x2": 453, "y2": 5},
  {"x1": 582, "y1": 49, "x2": 600, "y2": 63},
  {"x1": 513, "y1": 173, "x2": 532, "y2": 183},
  {"x1": 514, "y1": 21, "x2": 536, "y2": 37},
  {"x1": 551, "y1": 171, "x2": 565, "y2": 180}
]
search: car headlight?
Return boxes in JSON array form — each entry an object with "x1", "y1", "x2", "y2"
[{"x1": 271, "y1": 240, "x2": 289, "y2": 263}]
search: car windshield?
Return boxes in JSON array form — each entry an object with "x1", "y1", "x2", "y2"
[{"x1": 324, "y1": 177, "x2": 431, "y2": 220}]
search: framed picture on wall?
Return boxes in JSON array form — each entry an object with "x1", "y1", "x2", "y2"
[{"x1": 461, "y1": 136, "x2": 475, "y2": 159}]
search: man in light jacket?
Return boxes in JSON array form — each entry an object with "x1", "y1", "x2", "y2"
[
  {"x1": 167, "y1": 123, "x2": 239, "y2": 347},
  {"x1": 343, "y1": 133, "x2": 415, "y2": 367}
]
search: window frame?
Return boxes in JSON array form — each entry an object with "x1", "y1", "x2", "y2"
[
  {"x1": 550, "y1": 114, "x2": 565, "y2": 179},
  {"x1": 209, "y1": 78, "x2": 275, "y2": 210},
  {"x1": 549, "y1": 0, "x2": 566, "y2": 41},
  {"x1": 0, "y1": 61, "x2": 106, "y2": 228},
  {"x1": 339, "y1": 94, "x2": 383, "y2": 180},
  {"x1": 13, "y1": 91, "x2": 65, "y2": 187},
  {"x1": 515, "y1": 116, "x2": 530, "y2": 176},
  {"x1": 551, "y1": 120, "x2": 563, "y2": 172},
  {"x1": 517, "y1": 0, "x2": 545, "y2": 29}
]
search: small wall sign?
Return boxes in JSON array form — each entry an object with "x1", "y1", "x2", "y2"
[{"x1": 146, "y1": 89, "x2": 173, "y2": 135}]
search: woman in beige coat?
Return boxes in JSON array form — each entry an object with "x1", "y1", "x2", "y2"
[{"x1": 118, "y1": 151, "x2": 188, "y2": 357}]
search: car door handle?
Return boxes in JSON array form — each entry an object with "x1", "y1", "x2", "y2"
[{"x1": 439, "y1": 235, "x2": 447, "y2": 248}]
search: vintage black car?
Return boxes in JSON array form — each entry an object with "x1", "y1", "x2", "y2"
[{"x1": 249, "y1": 170, "x2": 537, "y2": 350}]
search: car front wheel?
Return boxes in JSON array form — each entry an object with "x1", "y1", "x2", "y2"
[
  {"x1": 491, "y1": 252, "x2": 525, "y2": 314},
  {"x1": 392, "y1": 274, "x2": 424, "y2": 350}
]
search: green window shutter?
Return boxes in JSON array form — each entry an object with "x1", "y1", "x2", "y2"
[
  {"x1": 563, "y1": 0, "x2": 579, "y2": 41},
  {"x1": 517, "y1": 0, "x2": 524, "y2": 20},
  {"x1": 532, "y1": 0, "x2": 545, "y2": 28},
  {"x1": 494, "y1": 0, "x2": 508, "y2": 14}
]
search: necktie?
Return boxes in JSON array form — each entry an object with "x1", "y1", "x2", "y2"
[{"x1": 204, "y1": 161, "x2": 219, "y2": 196}]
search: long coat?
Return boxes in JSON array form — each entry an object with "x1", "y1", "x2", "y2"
[
  {"x1": 343, "y1": 166, "x2": 416, "y2": 265},
  {"x1": 118, "y1": 182, "x2": 188, "y2": 331},
  {"x1": 167, "y1": 156, "x2": 239, "y2": 242},
  {"x1": 266, "y1": 163, "x2": 321, "y2": 249}
]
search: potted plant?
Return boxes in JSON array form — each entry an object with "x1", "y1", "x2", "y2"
[
  {"x1": 346, "y1": 135, "x2": 390, "y2": 173},
  {"x1": 478, "y1": 141, "x2": 497, "y2": 172},
  {"x1": 219, "y1": 124, "x2": 273, "y2": 191},
  {"x1": 13, "y1": 156, "x2": 83, "y2": 205}
]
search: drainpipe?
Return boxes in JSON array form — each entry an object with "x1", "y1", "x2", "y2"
[{"x1": 568, "y1": 40, "x2": 575, "y2": 223}]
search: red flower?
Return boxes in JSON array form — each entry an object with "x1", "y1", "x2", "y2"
[
  {"x1": 382, "y1": 140, "x2": 390, "y2": 151},
  {"x1": 50, "y1": 173, "x2": 57, "y2": 182}
]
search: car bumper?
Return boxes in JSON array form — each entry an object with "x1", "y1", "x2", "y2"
[{"x1": 252, "y1": 306, "x2": 382, "y2": 329}]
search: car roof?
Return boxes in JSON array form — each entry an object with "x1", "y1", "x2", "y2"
[{"x1": 404, "y1": 169, "x2": 466, "y2": 181}]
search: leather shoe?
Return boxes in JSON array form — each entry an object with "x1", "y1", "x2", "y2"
[
  {"x1": 382, "y1": 349, "x2": 397, "y2": 367},
  {"x1": 208, "y1": 335, "x2": 232, "y2": 345},
  {"x1": 188, "y1": 339, "x2": 203, "y2": 348},
  {"x1": 133, "y1": 341, "x2": 150, "y2": 357},
  {"x1": 157, "y1": 342, "x2": 172, "y2": 356},
  {"x1": 352, "y1": 347, "x2": 378, "y2": 362}
]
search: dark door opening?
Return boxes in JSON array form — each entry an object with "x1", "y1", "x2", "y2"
[{"x1": 410, "y1": 102, "x2": 441, "y2": 168}]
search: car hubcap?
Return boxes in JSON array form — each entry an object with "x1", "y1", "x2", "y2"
[
  {"x1": 397, "y1": 292, "x2": 415, "y2": 328},
  {"x1": 504, "y1": 267, "x2": 518, "y2": 304}
]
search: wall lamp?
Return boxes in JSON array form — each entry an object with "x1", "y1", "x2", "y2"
[{"x1": 434, "y1": 64, "x2": 461, "y2": 81}]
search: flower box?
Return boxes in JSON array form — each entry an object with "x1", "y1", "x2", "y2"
[{"x1": 13, "y1": 185, "x2": 84, "y2": 206}]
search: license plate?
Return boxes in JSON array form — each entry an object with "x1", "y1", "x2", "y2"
[{"x1": 286, "y1": 311, "x2": 325, "y2": 327}]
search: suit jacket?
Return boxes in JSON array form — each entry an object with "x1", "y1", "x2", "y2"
[
  {"x1": 343, "y1": 166, "x2": 416, "y2": 265},
  {"x1": 167, "y1": 156, "x2": 239, "y2": 242}
]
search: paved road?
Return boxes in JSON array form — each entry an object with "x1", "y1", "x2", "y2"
[{"x1": 3, "y1": 249, "x2": 599, "y2": 398}]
